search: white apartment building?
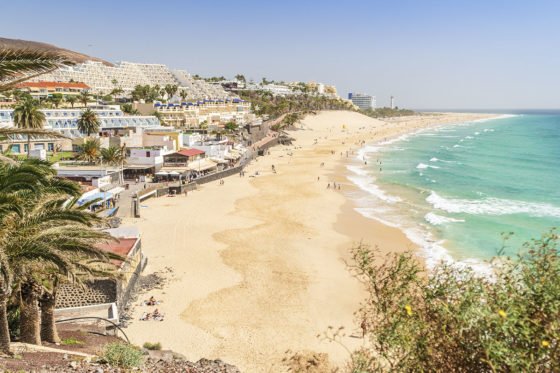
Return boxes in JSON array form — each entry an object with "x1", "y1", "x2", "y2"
[
  {"x1": 30, "y1": 61, "x2": 230, "y2": 100},
  {"x1": 349, "y1": 93, "x2": 376, "y2": 110},
  {"x1": 152, "y1": 99, "x2": 252, "y2": 128},
  {"x1": 172, "y1": 70, "x2": 230, "y2": 100},
  {"x1": 260, "y1": 83, "x2": 295, "y2": 96},
  {"x1": 0, "y1": 107, "x2": 161, "y2": 138}
]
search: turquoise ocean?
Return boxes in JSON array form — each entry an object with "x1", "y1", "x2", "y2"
[{"x1": 346, "y1": 112, "x2": 560, "y2": 272}]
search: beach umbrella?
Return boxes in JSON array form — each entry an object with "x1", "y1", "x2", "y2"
[
  {"x1": 155, "y1": 171, "x2": 169, "y2": 176},
  {"x1": 168, "y1": 171, "x2": 180, "y2": 176}
]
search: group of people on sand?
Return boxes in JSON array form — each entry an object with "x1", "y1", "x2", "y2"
[
  {"x1": 327, "y1": 182, "x2": 342, "y2": 190},
  {"x1": 140, "y1": 296, "x2": 165, "y2": 321},
  {"x1": 140, "y1": 308, "x2": 164, "y2": 322}
]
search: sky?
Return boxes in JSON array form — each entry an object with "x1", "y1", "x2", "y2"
[{"x1": 2, "y1": 0, "x2": 560, "y2": 109}]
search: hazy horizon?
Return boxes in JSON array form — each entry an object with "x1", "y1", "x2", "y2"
[{"x1": 2, "y1": 0, "x2": 559, "y2": 109}]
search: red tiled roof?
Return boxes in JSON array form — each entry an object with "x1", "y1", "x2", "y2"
[
  {"x1": 96, "y1": 238, "x2": 137, "y2": 267},
  {"x1": 15, "y1": 81, "x2": 90, "y2": 89},
  {"x1": 175, "y1": 148, "x2": 205, "y2": 157}
]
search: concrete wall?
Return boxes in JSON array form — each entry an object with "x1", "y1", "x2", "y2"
[
  {"x1": 55, "y1": 303, "x2": 117, "y2": 324},
  {"x1": 142, "y1": 134, "x2": 176, "y2": 151},
  {"x1": 193, "y1": 166, "x2": 243, "y2": 185}
]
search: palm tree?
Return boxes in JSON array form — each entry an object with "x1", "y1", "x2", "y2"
[
  {"x1": 100, "y1": 145, "x2": 126, "y2": 166},
  {"x1": 78, "y1": 91, "x2": 91, "y2": 108},
  {"x1": 179, "y1": 89, "x2": 188, "y2": 102},
  {"x1": 0, "y1": 160, "x2": 82, "y2": 351},
  {"x1": 65, "y1": 95, "x2": 77, "y2": 108},
  {"x1": 3, "y1": 194, "x2": 113, "y2": 344},
  {"x1": 12, "y1": 98, "x2": 46, "y2": 158},
  {"x1": 76, "y1": 139, "x2": 101, "y2": 164},
  {"x1": 0, "y1": 48, "x2": 73, "y2": 92},
  {"x1": 48, "y1": 93, "x2": 63, "y2": 109},
  {"x1": 109, "y1": 87, "x2": 124, "y2": 98},
  {"x1": 77, "y1": 109, "x2": 100, "y2": 137},
  {"x1": 164, "y1": 84, "x2": 178, "y2": 101}
]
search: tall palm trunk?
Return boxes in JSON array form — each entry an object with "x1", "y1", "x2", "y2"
[
  {"x1": 27, "y1": 137, "x2": 31, "y2": 158},
  {"x1": 0, "y1": 284, "x2": 12, "y2": 355},
  {"x1": 19, "y1": 281, "x2": 41, "y2": 345},
  {"x1": 40, "y1": 290, "x2": 59, "y2": 343}
]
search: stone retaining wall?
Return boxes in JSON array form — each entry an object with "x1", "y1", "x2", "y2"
[{"x1": 56, "y1": 280, "x2": 116, "y2": 309}]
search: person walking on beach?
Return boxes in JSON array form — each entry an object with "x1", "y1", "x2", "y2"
[{"x1": 327, "y1": 183, "x2": 330, "y2": 189}]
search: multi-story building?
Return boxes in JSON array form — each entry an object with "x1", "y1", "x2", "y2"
[
  {"x1": 30, "y1": 61, "x2": 230, "y2": 100},
  {"x1": 171, "y1": 70, "x2": 230, "y2": 100},
  {"x1": 260, "y1": 83, "x2": 295, "y2": 96},
  {"x1": 348, "y1": 93, "x2": 376, "y2": 110},
  {"x1": 14, "y1": 81, "x2": 90, "y2": 100},
  {"x1": 0, "y1": 107, "x2": 161, "y2": 139},
  {"x1": 0, "y1": 133, "x2": 71, "y2": 155},
  {"x1": 144, "y1": 99, "x2": 252, "y2": 129}
]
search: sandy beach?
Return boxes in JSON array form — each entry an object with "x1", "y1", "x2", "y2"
[{"x1": 123, "y1": 110, "x2": 497, "y2": 372}]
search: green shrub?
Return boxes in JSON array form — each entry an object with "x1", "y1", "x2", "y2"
[
  {"x1": 61, "y1": 338, "x2": 84, "y2": 345},
  {"x1": 102, "y1": 342, "x2": 143, "y2": 368},
  {"x1": 142, "y1": 342, "x2": 162, "y2": 350},
  {"x1": 346, "y1": 230, "x2": 560, "y2": 372}
]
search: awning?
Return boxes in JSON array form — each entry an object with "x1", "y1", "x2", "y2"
[
  {"x1": 107, "y1": 186, "x2": 125, "y2": 195},
  {"x1": 187, "y1": 159, "x2": 217, "y2": 172},
  {"x1": 210, "y1": 157, "x2": 229, "y2": 164},
  {"x1": 77, "y1": 191, "x2": 113, "y2": 206},
  {"x1": 155, "y1": 171, "x2": 168, "y2": 176},
  {"x1": 124, "y1": 165, "x2": 155, "y2": 170},
  {"x1": 160, "y1": 166, "x2": 190, "y2": 174},
  {"x1": 168, "y1": 171, "x2": 180, "y2": 176}
]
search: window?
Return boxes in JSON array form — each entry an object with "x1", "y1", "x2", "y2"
[
  {"x1": 47, "y1": 143, "x2": 54, "y2": 151},
  {"x1": 11, "y1": 144, "x2": 20, "y2": 153},
  {"x1": 35, "y1": 143, "x2": 45, "y2": 150},
  {"x1": 24, "y1": 144, "x2": 28, "y2": 153},
  {"x1": 146, "y1": 151, "x2": 151, "y2": 158}
]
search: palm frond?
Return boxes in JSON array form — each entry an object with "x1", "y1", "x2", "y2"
[
  {"x1": 0, "y1": 153, "x2": 17, "y2": 165},
  {"x1": 0, "y1": 127, "x2": 68, "y2": 139},
  {"x1": 0, "y1": 48, "x2": 74, "y2": 91}
]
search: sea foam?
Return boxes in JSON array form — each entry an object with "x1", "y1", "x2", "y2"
[
  {"x1": 416, "y1": 163, "x2": 440, "y2": 169},
  {"x1": 424, "y1": 212, "x2": 465, "y2": 225},
  {"x1": 426, "y1": 191, "x2": 560, "y2": 218},
  {"x1": 346, "y1": 165, "x2": 402, "y2": 204}
]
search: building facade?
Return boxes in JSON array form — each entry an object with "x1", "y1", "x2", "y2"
[
  {"x1": 30, "y1": 60, "x2": 230, "y2": 100},
  {"x1": 348, "y1": 93, "x2": 376, "y2": 110},
  {"x1": 14, "y1": 81, "x2": 90, "y2": 100},
  {"x1": 0, "y1": 107, "x2": 161, "y2": 138},
  {"x1": 147, "y1": 99, "x2": 252, "y2": 128}
]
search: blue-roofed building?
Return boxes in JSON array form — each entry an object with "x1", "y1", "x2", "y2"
[{"x1": 0, "y1": 107, "x2": 161, "y2": 138}]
